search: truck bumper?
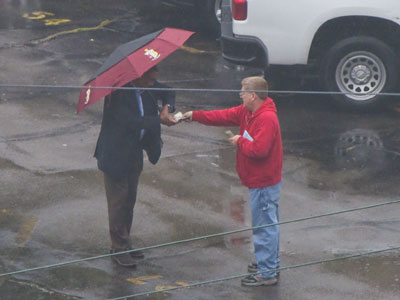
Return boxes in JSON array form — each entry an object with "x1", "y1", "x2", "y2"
[
  {"x1": 220, "y1": 0, "x2": 268, "y2": 68},
  {"x1": 221, "y1": 35, "x2": 268, "y2": 68}
]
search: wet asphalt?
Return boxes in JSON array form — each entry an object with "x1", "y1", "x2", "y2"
[{"x1": 0, "y1": 1, "x2": 399, "y2": 299}]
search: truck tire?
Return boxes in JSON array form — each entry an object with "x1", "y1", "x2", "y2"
[
  {"x1": 201, "y1": 0, "x2": 222, "y2": 35},
  {"x1": 320, "y1": 36, "x2": 399, "y2": 109}
]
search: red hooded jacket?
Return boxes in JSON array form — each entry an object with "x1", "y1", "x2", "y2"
[{"x1": 192, "y1": 97, "x2": 282, "y2": 188}]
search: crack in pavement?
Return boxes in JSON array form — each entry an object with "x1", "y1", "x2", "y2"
[{"x1": 6, "y1": 278, "x2": 83, "y2": 299}]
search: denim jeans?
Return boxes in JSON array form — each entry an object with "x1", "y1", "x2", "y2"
[{"x1": 249, "y1": 182, "x2": 281, "y2": 279}]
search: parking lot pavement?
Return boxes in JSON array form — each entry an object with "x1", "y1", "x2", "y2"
[{"x1": 1, "y1": 1, "x2": 399, "y2": 299}]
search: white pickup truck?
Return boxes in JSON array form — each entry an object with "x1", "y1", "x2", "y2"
[{"x1": 221, "y1": 0, "x2": 400, "y2": 108}]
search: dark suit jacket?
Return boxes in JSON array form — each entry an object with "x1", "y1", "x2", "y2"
[{"x1": 94, "y1": 81, "x2": 175, "y2": 180}]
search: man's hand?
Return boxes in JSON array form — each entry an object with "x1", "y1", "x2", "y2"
[
  {"x1": 229, "y1": 135, "x2": 241, "y2": 145},
  {"x1": 160, "y1": 105, "x2": 178, "y2": 126},
  {"x1": 182, "y1": 111, "x2": 193, "y2": 122}
]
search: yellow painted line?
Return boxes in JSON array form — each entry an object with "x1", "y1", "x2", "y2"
[
  {"x1": 345, "y1": 145, "x2": 357, "y2": 152},
  {"x1": 14, "y1": 216, "x2": 39, "y2": 244},
  {"x1": 22, "y1": 11, "x2": 71, "y2": 26},
  {"x1": 30, "y1": 19, "x2": 116, "y2": 45},
  {"x1": 126, "y1": 275, "x2": 162, "y2": 285},
  {"x1": 44, "y1": 19, "x2": 71, "y2": 26},
  {"x1": 180, "y1": 45, "x2": 218, "y2": 54},
  {"x1": 154, "y1": 281, "x2": 190, "y2": 291},
  {"x1": 155, "y1": 284, "x2": 177, "y2": 291},
  {"x1": 23, "y1": 11, "x2": 54, "y2": 20}
]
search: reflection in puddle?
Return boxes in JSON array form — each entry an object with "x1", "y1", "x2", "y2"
[
  {"x1": 47, "y1": 265, "x2": 112, "y2": 290},
  {"x1": 141, "y1": 148, "x2": 251, "y2": 248},
  {"x1": 158, "y1": 212, "x2": 226, "y2": 246},
  {"x1": 334, "y1": 129, "x2": 386, "y2": 170},
  {"x1": 223, "y1": 185, "x2": 251, "y2": 248},
  {"x1": 141, "y1": 148, "x2": 237, "y2": 211},
  {"x1": 288, "y1": 127, "x2": 400, "y2": 196},
  {"x1": 0, "y1": 0, "x2": 42, "y2": 30},
  {"x1": 323, "y1": 254, "x2": 400, "y2": 293}
]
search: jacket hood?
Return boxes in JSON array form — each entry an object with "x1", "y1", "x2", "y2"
[{"x1": 252, "y1": 97, "x2": 277, "y2": 117}]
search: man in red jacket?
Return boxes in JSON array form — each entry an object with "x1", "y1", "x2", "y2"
[{"x1": 182, "y1": 76, "x2": 283, "y2": 286}]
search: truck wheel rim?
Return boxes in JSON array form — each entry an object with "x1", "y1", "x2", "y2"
[
  {"x1": 215, "y1": 0, "x2": 222, "y2": 23},
  {"x1": 335, "y1": 51, "x2": 386, "y2": 101}
]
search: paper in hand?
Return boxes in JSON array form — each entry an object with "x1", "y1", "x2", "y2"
[
  {"x1": 174, "y1": 112, "x2": 183, "y2": 121},
  {"x1": 225, "y1": 130, "x2": 234, "y2": 138},
  {"x1": 243, "y1": 130, "x2": 254, "y2": 142},
  {"x1": 174, "y1": 112, "x2": 191, "y2": 122}
]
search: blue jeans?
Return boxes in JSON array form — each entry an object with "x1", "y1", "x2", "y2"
[{"x1": 249, "y1": 182, "x2": 281, "y2": 279}]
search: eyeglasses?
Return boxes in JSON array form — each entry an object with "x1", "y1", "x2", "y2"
[{"x1": 239, "y1": 91, "x2": 253, "y2": 97}]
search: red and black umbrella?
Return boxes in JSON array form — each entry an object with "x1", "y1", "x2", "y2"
[{"x1": 77, "y1": 27, "x2": 194, "y2": 113}]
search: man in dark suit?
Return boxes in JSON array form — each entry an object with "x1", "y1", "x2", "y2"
[{"x1": 94, "y1": 66, "x2": 178, "y2": 267}]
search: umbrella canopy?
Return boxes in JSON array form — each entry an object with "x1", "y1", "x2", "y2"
[{"x1": 77, "y1": 27, "x2": 194, "y2": 113}]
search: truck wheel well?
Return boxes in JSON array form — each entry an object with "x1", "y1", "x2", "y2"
[{"x1": 309, "y1": 16, "x2": 400, "y2": 63}]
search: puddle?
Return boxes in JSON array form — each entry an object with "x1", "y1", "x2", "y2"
[
  {"x1": 285, "y1": 127, "x2": 400, "y2": 197},
  {"x1": 0, "y1": 167, "x2": 103, "y2": 211},
  {"x1": 333, "y1": 129, "x2": 386, "y2": 170},
  {"x1": 158, "y1": 212, "x2": 227, "y2": 247},
  {"x1": 0, "y1": 277, "x2": 81, "y2": 300},
  {"x1": 0, "y1": 0, "x2": 42, "y2": 30},
  {"x1": 0, "y1": 0, "x2": 140, "y2": 30},
  {"x1": 323, "y1": 254, "x2": 400, "y2": 293},
  {"x1": 142, "y1": 148, "x2": 253, "y2": 249},
  {"x1": 46, "y1": 265, "x2": 112, "y2": 290},
  {"x1": 1, "y1": 245, "x2": 34, "y2": 261},
  {"x1": 0, "y1": 209, "x2": 24, "y2": 232},
  {"x1": 141, "y1": 148, "x2": 238, "y2": 212},
  {"x1": 0, "y1": 157, "x2": 24, "y2": 170}
]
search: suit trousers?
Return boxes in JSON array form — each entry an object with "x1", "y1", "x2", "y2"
[{"x1": 103, "y1": 153, "x2": 143, "y2": 250}]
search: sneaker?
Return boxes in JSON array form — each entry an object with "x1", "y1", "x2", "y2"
[
  {"x1": 247, "y1": 262, "x2": 280, "y2": 279},
  {"x1": 110, "y1": 249, "x2": 136, "y2": 267},
  {"x1": 241, "y1": 274, "x2": 278, "y2": 286},
  {"x1": 248, "y1": 262, "x2": 258, "y2": 273}
]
